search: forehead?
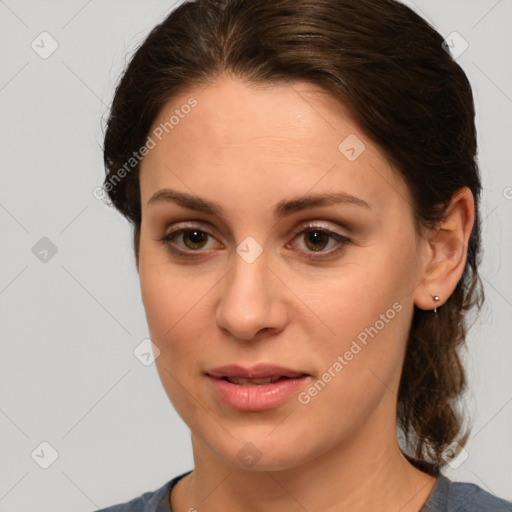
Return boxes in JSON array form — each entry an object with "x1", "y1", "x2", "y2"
[
  {"x1": 139, "y1": 74, "x2": 410, "y2": 218},
  {"x1": 147, "y1": 75, "x2": 360, "y2": 155}
]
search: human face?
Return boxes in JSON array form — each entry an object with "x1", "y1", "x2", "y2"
[{"x1": 138, "y1": 75, "x2": 425, "y2": 471}]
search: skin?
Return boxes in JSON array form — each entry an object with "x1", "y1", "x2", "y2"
[{"x1": 137, "y1": 74, "x2": 475, "y2": 511}]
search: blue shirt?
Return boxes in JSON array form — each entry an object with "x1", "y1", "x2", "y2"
[{"x1": 95, "y1": 471, "x2": 512, "y2": 511}]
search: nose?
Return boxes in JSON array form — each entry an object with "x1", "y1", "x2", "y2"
[{"x1": 215, "y1": 253, "x2": 288, "y2": 341}]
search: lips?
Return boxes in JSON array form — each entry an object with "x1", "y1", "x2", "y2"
[
  {"x1": 206, "y1": 364, "x2": 310, "y2": 411},
  {"x1": 206, "y1": 364, "x2": 308, "y2": 381}
]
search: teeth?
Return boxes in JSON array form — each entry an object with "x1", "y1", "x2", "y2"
[{"x1": 226, "y1": 376, "x2": 282, "y2": 385}]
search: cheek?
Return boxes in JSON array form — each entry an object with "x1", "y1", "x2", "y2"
[
  {"x1": 138, "y1": 260, "x2": 213, "y2": 416},
  {"x1": 138, "y1": 247, "x2": 219, "y2": 371},
  {"x1": 309, "y1": 255, "x2": 408, "y2": 326},
  {"x1": 301, "y1": 240, "x2": 416, "y2": 384},
  {"x1": 141, "y1": 268, "x2": 200, "y2": 342},
  {"x1": 294, "y1": 279, "x2": 411, "y2": 442}
]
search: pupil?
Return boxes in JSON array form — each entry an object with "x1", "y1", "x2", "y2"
[
  {"x1": 186, "y1": 230, "x2": 206, "y2": 248},
  {"x1": 307, "y1": 231, "x2": 327, "y2": 251}
]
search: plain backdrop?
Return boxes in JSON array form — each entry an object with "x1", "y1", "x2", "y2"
[{"x1": 0, "y1": 1, "x2": 511, "y2": 510}]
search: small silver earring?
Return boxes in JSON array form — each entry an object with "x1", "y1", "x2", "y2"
[{"x1": 433, "y1": 295, "x2": 440, "y2": 313}]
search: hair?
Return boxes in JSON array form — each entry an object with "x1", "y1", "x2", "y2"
[{"x1": 103, "y1": 0, "x2": 484, "y2": 472}]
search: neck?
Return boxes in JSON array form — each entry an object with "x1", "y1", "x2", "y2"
[{"x1": 172, "y1": 414, "x2": 436, "y2": 512}]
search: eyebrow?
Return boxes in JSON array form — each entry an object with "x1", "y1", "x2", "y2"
[{"x1": 147, "y1": 188, "x2": 371, "y2": 218}]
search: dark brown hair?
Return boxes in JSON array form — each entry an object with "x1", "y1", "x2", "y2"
[{"x1": 103, "y1": 0, "x2": 483, "y2": 471}]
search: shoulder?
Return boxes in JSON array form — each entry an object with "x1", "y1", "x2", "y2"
[
  {"x1": 447, "y1": 480, "x2": 512, "y2": 512},
  {"x1": 94, "y1": 483, "x2": 170, "y2": 512},
  {"x1": 423, "y1": 475, "x2": 512, "y2": 512},
  {"x1": 95, "y1": 471, "x2": 191, "y2": 512}
]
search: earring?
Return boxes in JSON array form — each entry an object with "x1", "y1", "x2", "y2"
[{"x1": 433, "y1": 295, "x2": 440, "y2": 313}]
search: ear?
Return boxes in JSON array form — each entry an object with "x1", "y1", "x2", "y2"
[{"x1": 414, "y1": 187, "x2": 475, "y2": 311}]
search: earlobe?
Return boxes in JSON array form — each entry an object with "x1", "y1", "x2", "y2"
[{"x1": 414, "y1": 187, "x2": 475, "y2": 311}]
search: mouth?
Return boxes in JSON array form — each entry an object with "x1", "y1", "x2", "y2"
[{"x1": 206, "y1": 364, "x2": 310, "y2": 411}]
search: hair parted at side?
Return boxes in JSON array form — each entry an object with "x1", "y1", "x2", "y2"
[{"x1": 103, "y1": 0, "x2": 483, "y2": 472}]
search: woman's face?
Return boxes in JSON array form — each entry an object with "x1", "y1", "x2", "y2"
[{"x1": 138, "y1": 75, "x2": 427, "y2": 470}]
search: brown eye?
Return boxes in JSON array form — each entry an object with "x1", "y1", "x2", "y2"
[
  {"x1": 286, "y1": 225, "x2": 352, "y2": 261},
  {"x1": 159, "y1": 227, "x2": 216, "y2": 255},
  {"x1": 181, "y1": 229, "x2": 209, "y2": 250},
  {"x1": 303, "y1": 230, "x2": 330, "y2": 251}
]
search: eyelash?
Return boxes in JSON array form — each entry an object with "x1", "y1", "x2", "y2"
[{"x1": 157, "y1": 223, "x2": 352, "y2": 261}]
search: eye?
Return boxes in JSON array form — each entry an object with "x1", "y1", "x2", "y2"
[
  {"x1": 158, "y1": 227, "x2": 220, "y2": 256},
  {"x1": 287, "y1": 224, "x2": 352, "y2": 260}
]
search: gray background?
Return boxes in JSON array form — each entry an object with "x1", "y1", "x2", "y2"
[{"x1": 0, "y1": 0, "x2": 511, "y2": 510}]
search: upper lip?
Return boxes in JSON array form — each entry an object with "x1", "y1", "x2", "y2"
[{"x1": 206, "y1": 364, "x2": 308, "y2": 379}]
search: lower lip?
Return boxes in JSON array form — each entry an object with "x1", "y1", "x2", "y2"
[{"x1": 207, "y1": 375, "x2": 309, "y2": 411}]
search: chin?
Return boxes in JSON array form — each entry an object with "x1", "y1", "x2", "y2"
[{"x1": 207, "y1": 428, "x2": 319, "y2": 473}]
